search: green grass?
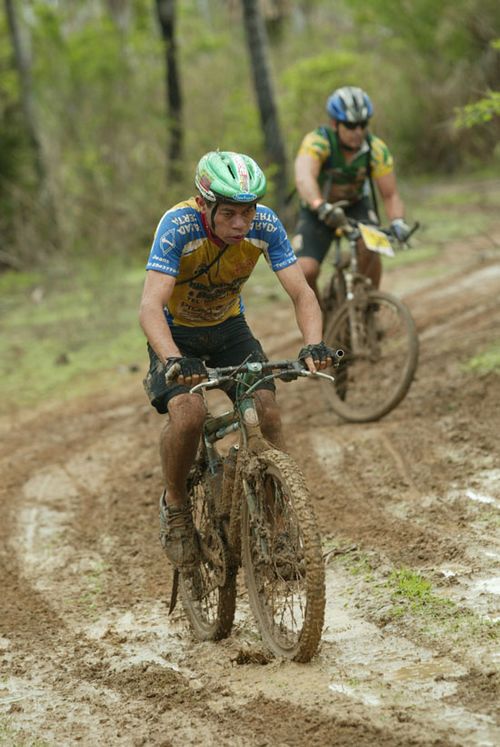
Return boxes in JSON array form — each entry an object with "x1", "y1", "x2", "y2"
[
  {"x1": 386, "y1": 568, "x2": 452, "y2": 614},
  {"x1": 391, "y1": 174, "x2": 500, "y2": 258},
  {"x1": 337, "y1": 552, "x2": 499, "y2": 643},
  {"x1": 464, "y1": 343, "x2": 500, "y2": 374},
  {"x1": 0, "y1": 257, "x2": 147, "y2": 413},
  {"x1": 383, "y1": 568, "x2": 499, "y2": 641},
  {"x1": 382, "y1": 243, "x2": 439, "y2": 271}
]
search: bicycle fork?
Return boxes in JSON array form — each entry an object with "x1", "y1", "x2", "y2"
[{"x1": 344, "y1": 270, "x2": 363, "y2": 353}]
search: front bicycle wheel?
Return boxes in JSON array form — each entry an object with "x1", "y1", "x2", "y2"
[
  {"x1": 322, "y1": 289, "x2": 419, "y2": 422},
  {"x1": 241, "y1": 449, "x2": 325, "y2": 662},
  {"x1": 321, "y1": 270, "x2": 346, "y2": 328},
  {"x1": 179, "y1": 460, "x2": 237, "y2": 641}
]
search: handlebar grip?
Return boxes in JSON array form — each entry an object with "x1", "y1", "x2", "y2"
[{"x1": 407, "y1": 221, "x2": 420, "y2": 240}]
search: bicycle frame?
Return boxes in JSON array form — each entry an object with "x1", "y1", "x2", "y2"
[
  {"x1": 192, "y1": 361, "x2": 335, "y2": 542},
  {"x1": 327, "y1": 230, "x2": 372, "y2": 355},
  {"x1": 192, "y1": 360, "x2": 334, "y2": 455},
  {"x1": 194, "y1": 363, "x2": 278, "y2": 461},
  {"x1": 326, "y1": 214, "x2": 420, "y2": 305}
]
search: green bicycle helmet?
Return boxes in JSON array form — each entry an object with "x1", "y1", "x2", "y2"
[{"x1": 195, "y1": 151, "x2": 267, "y2": 203}]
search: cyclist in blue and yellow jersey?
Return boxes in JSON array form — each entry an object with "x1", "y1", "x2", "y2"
[
  {"x1": 139, "y1": 150, "x2": 337, "y2": 571},
  {"x1": 292, "y1": 86, "x2": 411, "y2": 302}
]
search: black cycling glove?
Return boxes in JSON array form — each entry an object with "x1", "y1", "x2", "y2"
[
  {"x1": 317, "y1": 202, "x2": 348, "y2": 229},
  {"x1": 298, "y1": 341, "x2": 339, "y2": 366},
  {"x1": 165, "y1": 356, "x2": 207, "y2": 381}
]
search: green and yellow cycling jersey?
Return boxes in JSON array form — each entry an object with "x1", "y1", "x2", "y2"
[{"x1": 298, "y1": 126, "x2": 394, "y2": 205}]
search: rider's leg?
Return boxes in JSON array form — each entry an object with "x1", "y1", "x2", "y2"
[
  {"x1": 158, "y1": 392, "x2": 207, "y2": 570},
  {"x1": 356, "y1": 239, "x2": 382, "y2": 289},
  {"x1": 292, "y1": 208, "x2": 332, "y2": 307},
  {"x1": 254, "y1": 389, "x2": 286, "y2": 451},
  {"x1": 160, "y1": 392, "x2": 206, "y2": 509}
]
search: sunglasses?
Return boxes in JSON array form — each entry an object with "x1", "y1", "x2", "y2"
[{"x1": 343, "y1": 120, "x2": 369, "y2": 130}]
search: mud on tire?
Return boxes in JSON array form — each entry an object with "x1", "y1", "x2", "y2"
[{"x1": 241, "y1": 449, "x2": 325, "y2": 662}]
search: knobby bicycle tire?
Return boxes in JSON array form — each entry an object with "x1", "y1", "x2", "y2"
[
  {"x1": 240, "y1": 449, "x2": 325, "y2": 662},
  {"x1": 179, "y1": 456, "x2": 237, "y2": 641},
  {"x1": 322, "y1": 288, "x2": 419, "y2": 422}
]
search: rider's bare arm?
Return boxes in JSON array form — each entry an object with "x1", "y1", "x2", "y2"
[
  {"x1": 375, "y1": 171, "x2": 405, "y2": 222},
  {"x1": 139, "y1": 270, "x2": 181, "y2": 363},
  {"x1": 294, "y1": 153, "x2": 324, "y2": 211},
  {"x1": 275, "y1": 264, "x2": 326, "y2": 373}
]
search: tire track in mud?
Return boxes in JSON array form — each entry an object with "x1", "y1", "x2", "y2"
[
  {"x1": 290, "y1": 422, "x2": 466, "y2": 567},
  {"x1": 290, "y1": 388, "x2": 500, "y2": 606},
  {"x1": 0, "y1": 410, "x2": 257, "y2": 745}
]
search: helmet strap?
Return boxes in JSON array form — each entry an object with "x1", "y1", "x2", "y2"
[
  {"x1": 198, "y1": 197, "x2": 219, "y2": 232},
  {"x1": 206, "y1": 197, "x2": 258, "y2": 232},
  {"x1": 209, "y1": 201, "x2": 219, "y2": 231}
]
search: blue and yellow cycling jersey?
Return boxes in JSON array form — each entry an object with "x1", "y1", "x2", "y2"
[
  {"x1": 146, "y1": 198, "x2": 297, "y2": 327},
  {"x1": 298, "y1": 127, "x2": 394, "y2": 205}
]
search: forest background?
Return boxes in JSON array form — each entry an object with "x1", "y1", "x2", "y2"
[{"x1": 1, "y1": 0, "x2": 499, "y2": 410}]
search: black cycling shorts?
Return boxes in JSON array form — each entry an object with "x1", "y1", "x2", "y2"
[
  {"x1": 143, "y1": 315, "x2": 275, "y2": 414},
  {"x1": 291, "y1": 197, "x2": 378, "y2": 263}
]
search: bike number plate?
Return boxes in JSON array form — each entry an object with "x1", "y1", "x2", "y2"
[{"x1": 359, "y1": 223, "x2": 395, "y2": 257}]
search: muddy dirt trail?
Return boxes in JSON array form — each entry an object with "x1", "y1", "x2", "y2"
[{"x1": 1, "y1": 224, "x2": 499, "y2": 746}]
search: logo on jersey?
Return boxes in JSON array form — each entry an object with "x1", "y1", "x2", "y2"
[{"x1": 160, "y1": 229, "x2": 177, "y2": 256}]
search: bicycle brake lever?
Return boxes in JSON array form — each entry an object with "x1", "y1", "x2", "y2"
[
  {"x1": 299, "y1": 370, "x2": 336, "y2": 383},
  {"x1": 189, "y1": 378, "x2": 222, "y2": 394},
  {"x1": 404, "y1": 221, "x2": 420, "y2": 248}
]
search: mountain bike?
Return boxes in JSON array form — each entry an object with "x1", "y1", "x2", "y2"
[
  {"x1": 166, "y1": 356, "x2": 342, "y2": 662},
  {"x1": 320, "y1": 207, "x2": 419, "y2": 423}
]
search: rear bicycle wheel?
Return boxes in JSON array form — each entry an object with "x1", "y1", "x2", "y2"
[
  {"x1": 322, "y1": 289, "x2": 419, "y2": 422},
  {"x1": 179, "y1": 458, "x2": 237, "y2": 641},
  {"x1": 241, "y1": 449, "x2": 325, "y2": 662}
]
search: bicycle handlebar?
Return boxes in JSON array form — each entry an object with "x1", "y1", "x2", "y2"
[
  {"x1": 376, "y1": 220, "x2": 420, "y2": 242},
  {"x1": 165, "y1": 353, "x2": 344, "y2": 390},
  {"x1": 338, "y1": 214, "x2": 420, "y2": 247}
]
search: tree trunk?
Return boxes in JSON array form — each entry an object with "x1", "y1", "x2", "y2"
[
  {"x1": 155, "y1": 0, "x2": 183, "y2": 182},
  {"x1": 4, "y1": 0, "x2": 45, "y2": 184},
  {"x1": 4, "y1": 0, "x2": 60, "y2": 253},
  {"x1": 105, "y1": 0, "x2": 132, "y2": 32},
  {"x1": 241, "y1": 0, "x2": 288, "y2": 210}
]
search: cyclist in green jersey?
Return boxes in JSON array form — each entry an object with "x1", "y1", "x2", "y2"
[{"x1": 292, "y1": 86, "x2": 411, "y2": 303}]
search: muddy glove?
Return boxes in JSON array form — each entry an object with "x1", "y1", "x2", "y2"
[
  {"x1": 317, "y1": 202, "x2": 348, "y2": 229},
  {"x1": 390, "y1": 218, "x2": 411, "y2": 243},
  {"x1": 165, "y1": 356, "x2": 207, "y2": 382},
  {"x1": 298, "y1": 341, "x2": 340, "y2": 367}
]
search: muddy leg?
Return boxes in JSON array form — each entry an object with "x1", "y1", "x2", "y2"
[
  {"x1": 160, "y1": 393, "x2": 206, "y2": 509},
  {"x1": 254, "y1": 389, "x2": 286, "y2": 451}
]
